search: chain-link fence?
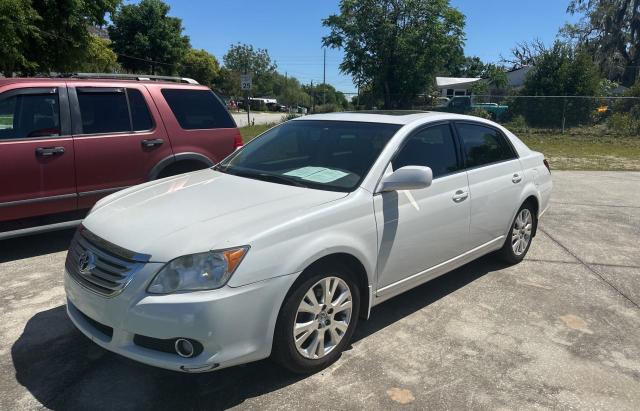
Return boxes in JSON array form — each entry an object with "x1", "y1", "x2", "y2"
[
  {"x1": 339, "y1": 94, "x2": 640, "y2": 137},
  {"x1": 330, "y1": 93, "x2": 640, "y2": 170}
]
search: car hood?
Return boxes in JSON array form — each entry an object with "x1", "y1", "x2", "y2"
[{"x1": 83, "y1": 169, "x2": 347, "y2": 261}]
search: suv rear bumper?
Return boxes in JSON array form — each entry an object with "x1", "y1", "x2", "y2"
[{"x1": 65, "y1": 267, "x2": 299, "y2": 373}]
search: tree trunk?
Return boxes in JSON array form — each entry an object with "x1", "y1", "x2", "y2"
[{"x1": 383, "y1": 80, "x2": 391, "y2": 110}]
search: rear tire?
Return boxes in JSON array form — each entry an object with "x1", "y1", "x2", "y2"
[
  {"x1": 498, "y1": 202, "x2": 537, "y2": 264},
  {"x1": 272, "y1": 263, "x2": 360, "y2": 374}
]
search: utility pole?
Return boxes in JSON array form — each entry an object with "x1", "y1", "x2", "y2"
[
  {"x1": 311, "y1": 80, "x2": 316, "y2": 113},
  {"x1": 244, "y1": 60, "x2": 250, "y2": 126},
  {"x1": 323, "y1": 48, "x2": 326, "y2": 105}
]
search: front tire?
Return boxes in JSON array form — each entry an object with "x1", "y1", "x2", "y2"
[
  {"x1": 498, "y1": 202, "x2": 537, "y2": 264},
  {"x1": 272, "y1": 264, "x2": 360, "y2": 374}
]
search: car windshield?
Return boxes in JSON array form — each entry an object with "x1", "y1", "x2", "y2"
[{"x1": 216, "y1": 120, "x2": 401, "y2": 192}]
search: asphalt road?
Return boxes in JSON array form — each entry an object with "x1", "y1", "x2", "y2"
[{"x1": 1, "y1": 171, "x2": 639, "y2": 410}]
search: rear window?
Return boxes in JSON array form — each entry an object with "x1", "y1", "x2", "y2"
[
  {"x1": 77, "y1": 89, "x2": 129, "y2": 134},
  {"x1": 76, "y1": 88, "x2": 154, "y2": 134},
  {"x1": 161, "y1": 89, "x2": 235, "y2": 129}
]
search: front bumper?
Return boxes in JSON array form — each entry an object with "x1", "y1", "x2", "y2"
[{"x1": 65, "y1": 265, "x2": 299, "y2": 372}]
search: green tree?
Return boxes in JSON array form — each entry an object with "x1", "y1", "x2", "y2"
[
  {"x1": 302, "y1": 82, "x2": 349, "y2": 109},
  {"x1": 78, "y1": 35, "x2": 120, "y2": 73},
  {"x1": 2, "y1": 0, "x2": 119, "y2": 74},
  {"x1": 323, "y1": 0, "x2": 465, "y2": 109},
  {"x1": 223, "y1": 43, "x2": 277, "y2": 97},
  {"x1": 513, "y1": 42, "x2": 601, "y2": 128},
  {"x1": 563, "y1": 0, "x2": 640, "y2": 86},
  {"x1": 31, "y1": 0, "x2": 119, "y2": 73},
  {"x1": 180, "y1": 48, "x2": 220, "y2": 86},
  {"x1": 0, "y1": 0, "x2": 40, "y2": 76},
  {"x1": 270, "y1": 74, "x2": 312, "y2": 108},
  {"x1": 109, "y1": 0, "x2": 190, "y2": 75}
]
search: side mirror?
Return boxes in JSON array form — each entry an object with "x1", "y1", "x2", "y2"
[{"x1": 377, "y1": 166, "x2": 433, "y2": 193}]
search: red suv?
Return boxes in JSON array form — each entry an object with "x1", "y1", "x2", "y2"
[{"x1": 0, "y1": 74, "x2": 242, "y2": 239}]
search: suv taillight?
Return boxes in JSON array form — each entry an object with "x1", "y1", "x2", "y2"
[
  {"x1": 233, "y1": 130, "x2": 243, "y2": 150},
  {"x1": 543, "y1": 158, "x2": 551, "y2": 174}
]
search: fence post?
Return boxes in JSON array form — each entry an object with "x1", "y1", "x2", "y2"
[{"x1": 561, "y1": 95, "x2": 567, "y2": 134}]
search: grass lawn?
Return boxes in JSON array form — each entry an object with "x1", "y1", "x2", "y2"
[
  {"x1": 0, "y1": 116, "x2": 12, "y2": 126},
  {"x1": 518, "y1": 131, "x2": 640, "y2": 171},
  {"x1": 240, "y1": 123, "x2": 278, "y2": 143},
  {"x1": 239, "y1": 123, "x2": 640, "y2": 171}
]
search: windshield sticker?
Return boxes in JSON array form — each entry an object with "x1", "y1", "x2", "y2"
[
  {"x1": 301, "y1": 169, "x2": 349, "y2": 183},
  {"x1": 283, "y1": 166, "x2": 327, "y2": 178}
]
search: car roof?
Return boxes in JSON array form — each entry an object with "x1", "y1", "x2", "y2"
[
  {"x1": 0, "y1": 77, "x2": 203, "y2": 87},
  {"x1": 294, "y1": 111, "x2": 482, "y2": 125}
]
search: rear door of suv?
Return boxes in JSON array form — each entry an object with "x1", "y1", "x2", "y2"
[
  {"x1": 149, "y1": 85, "x2": 239, "y2": 165},
  {"x1": 68, "y1": 82, "x2": 172, "y2": 209},
  {"x1": 0, "y1": 81, "x2": 77, "y2": 224}
]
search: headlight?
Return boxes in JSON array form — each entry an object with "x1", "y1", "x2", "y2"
[{"x1": 147, "y1": 246, "x2": 249, "y2": 294}]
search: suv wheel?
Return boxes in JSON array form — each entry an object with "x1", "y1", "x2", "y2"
[
  {"x1": 498, "y1": 202, "x2": 537, "y2": 264},
  {"x1": 273, "y1": 265, "x2": 360, "y2": 374}
]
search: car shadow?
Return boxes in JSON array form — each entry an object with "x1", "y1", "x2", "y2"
[
  {"x1": 0, "y1": 229, "x2": 75, "y2": 263},
  {"x1": 12, "y1": 255, "x2": 504, "y2": 410}
]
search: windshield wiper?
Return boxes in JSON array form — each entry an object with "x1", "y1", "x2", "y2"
[
  {"x1": 253, "y1": 173, "x2": 309, "y2": 188},
  {"x1": 222, "y1": 167, "x2": 309, "y2": 188}
]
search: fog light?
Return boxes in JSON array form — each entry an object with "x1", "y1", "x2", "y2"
[{"x1": 175, "y1": 338, "x2": 195, "y2": 358}]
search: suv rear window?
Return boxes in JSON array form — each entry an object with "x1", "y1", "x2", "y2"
[
  {"x1": 77, "y1": 88, "x2": 154, "y2": 134},
  {"x1": 161, "y1": 89, "x2": 235, "y2": 129},
  {"x1": 78, "y1": 89, "x2": 130, "y2": 134}
]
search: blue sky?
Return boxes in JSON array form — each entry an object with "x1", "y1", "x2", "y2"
[{"x1": 160, "y1": 0, "x2": 580, "y2": 94}]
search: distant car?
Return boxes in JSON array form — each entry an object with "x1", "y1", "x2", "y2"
[
  {"x1": 434, "y1": 96, "x2": 509, "y2": 120},
  {"x1": 64, "y1": 111, "x2": 552, "y2": 374},
  {"x1": 0, "y1": 74, "x2": 242, "y2": 239}
]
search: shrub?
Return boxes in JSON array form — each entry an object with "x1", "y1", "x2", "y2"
[
  {"x1": 313, "y1": 104, "x2": 342, "y2": 113},
  {"x1": 469, "y1": 108, "x2": 492, "y2": 120},
  {"x1": 607, "y1": 113, "x2": 640, "y2": 136},
  {"x1": 282, "y1": 113, "x2": 299, "y2": 121},
  {"x1": 506, "y1": 115, "x2": 528, "y2": 132}
]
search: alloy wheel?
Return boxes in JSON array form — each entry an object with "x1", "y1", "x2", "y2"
[
  {"x1": 512, "y1": 208, "x2": 533, "y2": 256},
  {"x1": 293, "y1": 276, "x2": 353, "y2": 360}
]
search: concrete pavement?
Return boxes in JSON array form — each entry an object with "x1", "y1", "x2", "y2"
[{"x1": 1, "y1": 171, "x2": 639, "y2": 410}]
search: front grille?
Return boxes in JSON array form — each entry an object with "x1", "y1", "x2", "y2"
[{"x1": 65, "y1": 226, "x2": 151, "y2": 297}]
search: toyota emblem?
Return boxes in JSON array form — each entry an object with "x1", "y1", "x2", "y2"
[{"x1": 78, "y1": 251, "x2": 96, "y2": 275}]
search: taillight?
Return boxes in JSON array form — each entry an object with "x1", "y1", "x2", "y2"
[
  {"x1": 233, "y1": 130, "x2": 243, "y2": 150},
  {"x1": 543, "y1": 158, "x2": 551, "y2": 174}
]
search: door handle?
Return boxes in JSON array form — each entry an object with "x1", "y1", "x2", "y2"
[
  {"x1": 512, "y1": 173, "x2": 523, "y2": 183},
  {"x1": 141, "y1": 138, "x2": 164, "y2": 148},
  {"x1": 35, "y1": 146, "x2": 65, "y2": 157},
  {"x1": 452, "y1": 190, "x2": 469, "y2": 203}
]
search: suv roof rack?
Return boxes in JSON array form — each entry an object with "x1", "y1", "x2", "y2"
[{"x1": 70, "y1": 73, "x2": 199, "y2": 85}]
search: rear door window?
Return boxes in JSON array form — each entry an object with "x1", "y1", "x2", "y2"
[
  {"x1": 456, "y1": 123, "x2": 516, "y2": 168},
  {"x1": 0, "y1": 91, "x2": 60, "y2": 140},
  {"x1": 76, "y1": 88, "x2": 154, "y2": 134},
  {"x1": 127, "y1": 88, "x2": 153, "y2": 131},
  {"x1": 161, "y1": 89, "x2": 235, "y2": 129},
  {"x1": 77, "y1": 88, "x2": 130, "y2": 134}
]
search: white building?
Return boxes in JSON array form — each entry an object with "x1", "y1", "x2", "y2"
[{"x1": 435, "y1": 76, "x2": 482, "y2": 97}]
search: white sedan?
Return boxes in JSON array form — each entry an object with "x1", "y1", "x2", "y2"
[{"x1": 64, "y1": 112, "x2": 552, "y2": 373}]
